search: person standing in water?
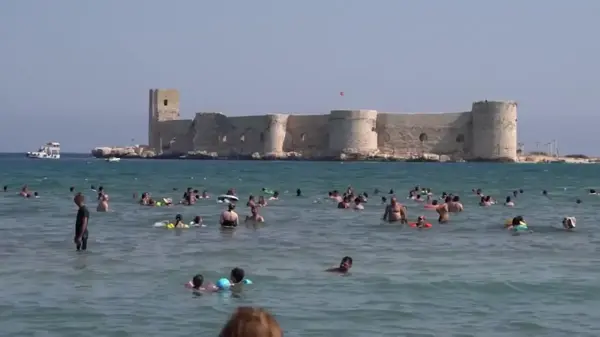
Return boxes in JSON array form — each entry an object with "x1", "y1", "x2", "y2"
[
  {"x1": 74, "y1": 193, "x2": 90, "y2": 251},
  {"x1": 220, "y1": 203, "x2": 239, "y2": 228}
]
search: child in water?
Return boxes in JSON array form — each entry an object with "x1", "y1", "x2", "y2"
[{"x1": 185, "y1": 274, "x2": 218, "y2": 292}]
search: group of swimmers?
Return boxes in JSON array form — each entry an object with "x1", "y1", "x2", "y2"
[{"x1": 186, "y1": 257, "x2": 353, "y2": 294}]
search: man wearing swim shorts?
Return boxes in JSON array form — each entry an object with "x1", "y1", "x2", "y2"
[{"x1": 73, "y1": 193, "x2": 90, "y2": 251}]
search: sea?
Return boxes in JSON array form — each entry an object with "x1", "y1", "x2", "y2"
[{"x1": 1, "y1": 154, "x2": 599, "y2": 337}]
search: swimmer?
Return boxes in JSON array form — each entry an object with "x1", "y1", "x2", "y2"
[
  {"x1": 436, "y1": 197, "x2": 450, "y2": 223},
  {"x1": 326, "y1": 256, "x2": 352, "y2": 274},
  {"x1": 269, "y1": 191, "x2": 279, "y2": 200},
  {"x1": 381, "y1": 196, "x2": 387, "y2": 204},
  {"x1": 186, "y1": 274, "x2": 218, "y2": 292},
  {"x1": 69, "y1": 186, "x2": 74, "y2": 192},
  {"x1": 258, "y1": 195, "x2": 267, "y2": 207},
  {"x1": 562, "y1": 217, "x2": 576, "y2": 230},
  {"x1": 245, "y1": 206, "x2": 265, "y2": 223},
  {"x1": 173, "y1": 214, "x2": 185, "y2": 228},
  {"x1": 576, "y1": 198, "x2": 582, "y2": 204},
  {"x1": 201, "y1": 190, "x2": 210, "y2": 199},
  {"x1": 413, "y1": 215, "x2": 430, "y2": 228},
  {"x1": 424, "y1": 199, "x2": 438, "y2": 209},
  {"x1": 338, "y1": 196, "x2": 350, "y2": 209},
  {"x1": 479, "y1": 196, "x2": 492, "y2": 206},
  {"x1": 296, "y1": 188, "x2": 302, "y2": 197},
  {"x1": 220, "y1": 203, "x2": 239, "y2": 228},
  {"x1": 247, "y1": 195, "x2": 256, "y2": 208},
  {"x1": 182, "y1": 188, "x2": 196, "y2": 205},
  {"x1": 505, "y1": 216, "x2": 525, "y2": 229},
  {"x1": 229, "y1": 267, "x2": 247, "y2": 287},
  {"x1": 382, "y1": 197, "x2": 407, "y2": 223},
  {"x1": 504, "y1": 196, "x2": 514, "y2": 207},
  {"x1": 512, "y1": 190, "x2": 518, "y2": 198},
  {"x1": 97, "y1": 193, "x2": 109, "y2": 212},
  {"x1": 542, "y1": 190, "x2": 548, "y2": 196},
  {"x1": 353, "y1": 197, "x2": 364, "y2": 210},
  {"x1": 3, "y1": 185, "x2": 7, "y2": 192},
  {"x1": 191, "y1": 216, "x2": 203, "y2": 227},
  {"x1": 448, "y1": 196, "x2": 463, "y2": 212},
  {"x1": 589, "y1": 189, "x2": 597, "y2": 195},
  {"x1": 19, "y1": 185, "x2": 29, "y2": 197}
]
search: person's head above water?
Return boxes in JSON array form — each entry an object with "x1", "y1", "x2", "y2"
[
  {"x1": 73, "y1": 193, "x2": 84, "y2": 206},
  {"x1": 228, "y1": 203, "x2": 236, "y2": 211},
  {"x1": 175, "y1": 214, "x2": 182, "y2": 221},
  {"x1": 193, "y1": 216, "x2": 202, "y2": 224},
  {"x1": 512, "y1": 216, "x2": 524, "y2": 225},
  {"x1": 339, "y1": 256, "x2": 353, "y2": 271},
  {"x1": 192, "y1": 274, "x2": 204, "y2": 289},
  {"x1": 506, "y1": 196, "x2": 512, "y2": 203},
  {"x1": 230, "y1": 267, "x2": 245, "y2": 284},
  {"x1": 296, "y1": 188, "x2": 301, "y2": 196}
]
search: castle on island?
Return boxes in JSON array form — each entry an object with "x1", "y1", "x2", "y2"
[{"x1": 147, "y1": 89, "x2": 518, "y2": 161}]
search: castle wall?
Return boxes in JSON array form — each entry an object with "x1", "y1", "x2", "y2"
[
  {"x1": 376, "y1": 112, "x2": 472, "y2": 157},
  {"x1": 328, "y1": 110, "x2": 378, "y2": 155},
  {"x1": 191, "y1": 113, "x2": 270, "y2": 155},
  {"x1": 284, "y1": 115, "x2": 329, "y2": 156},
  {"x1": 153, "y1": 120, "x2": 193, "y2": 153},
  {"x1": 471, "y1": 101, "x2": 518, "y2": 160}
]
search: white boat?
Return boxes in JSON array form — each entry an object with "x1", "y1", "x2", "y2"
[
  {"x1": 106, "y1": 157, "x2": 121, "y2": 162},
  {"x1": 26, "y1": 142, "x2": 60, "y2": 159}
]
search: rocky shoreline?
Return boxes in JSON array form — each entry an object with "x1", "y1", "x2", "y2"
[{"x1": 90, "y1": 146, "x2": 520, "y2": 163}]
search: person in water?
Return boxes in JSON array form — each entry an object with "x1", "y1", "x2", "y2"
[
  {"x1": 191, "y1": 216, "x2": 203, "y2": 226},
  {"x1": 382, "y1": 197, "x2": 407, "y2": 223},
  {"x1": 326, "y1": 256, "x2": 353, "y2": 274},
  {"x1": 257, "y1": 195, "x2": 267, "y2": 207},
  {"x1": 448, "y1": 196, "x2": 463, "y2": 212},
  {"x1": 220, "y1": 203, "x2": 239, "y2": 228},
  {"x1": 97, "y1": 193, "x2": 109, "y2": 212},
  {"x1": 415, "y1": 215, "x2": 428, "y2": 228},
  {"x1": 504, "y1": 196, "x2": 514, "y2": 207},
  {"x1": 353, "y1": 197, "x2": 364, "y2": 210},
  {"x1": 296, "y1": 188, "x2": 302, "y2": 197},
  {"x1": 245, "y1": 206, "x2": 264, "y2": 223},
  {"x1": 269, "y1": 191, "x2": 279, "y2": 200},
  {"x1": 73, "y1": 193, "x2": 90, "y2": 251},
  {"x1": 562, "y1": 217, "x2": 576, "y2": 230},
  {"x1": 436, "y1": 197, "x2": 450, "y2": 223},
  {"x1": 187, "y1": 274, "x2": 218, "y2": 292},
  {"x1": 229, "y1": 267, "x2": 247, "y2": 287}
]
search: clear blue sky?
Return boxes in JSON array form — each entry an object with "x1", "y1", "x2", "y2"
[{"x1": 2, "y1": 0, "x2": 598, "y2": 154}]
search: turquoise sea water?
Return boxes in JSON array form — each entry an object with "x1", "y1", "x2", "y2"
[{"x1": 1, "y1": 156, "x2": 599, "y2": 337}]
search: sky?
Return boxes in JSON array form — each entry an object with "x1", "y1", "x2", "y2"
[{"x1": 1, "y1": 0, "x2": 599, "y2": 154}]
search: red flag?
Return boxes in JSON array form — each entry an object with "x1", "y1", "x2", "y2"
[{"x1": 339, "y1": 91, "x2": 344, "y2": 96}]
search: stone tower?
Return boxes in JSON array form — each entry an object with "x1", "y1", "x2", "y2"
[
  {"x1": 148, "y1": 89, "x2": 180, "y2": 150},
  {"x1": 470, "y1": 100, "x2": 518, "y2": 161}
]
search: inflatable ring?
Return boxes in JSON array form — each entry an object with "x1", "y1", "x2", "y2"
[{"x1": 409, "y1": 223, "x2": 432, "y2": 228}]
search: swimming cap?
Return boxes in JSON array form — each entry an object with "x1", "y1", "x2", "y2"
[{"x1": 216, "y1": 278, "x2": 231, "y2": 290}]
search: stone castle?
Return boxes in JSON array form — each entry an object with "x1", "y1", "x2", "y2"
[{"x1": 147, "y1": 89, "x2": 518, "y2": 161}]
